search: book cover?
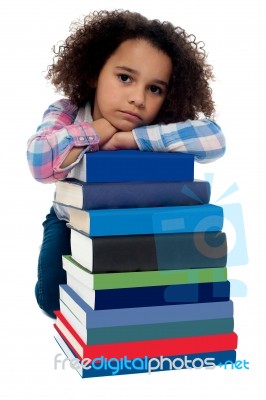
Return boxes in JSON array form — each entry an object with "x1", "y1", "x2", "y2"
[
  {"x1": 67, "y1": 203, "x2": 224, "y2": 237},
  {"x1": 68, "y1": 230, "x2": 227, "y2": 273},
  {"x1": 60, "y1": 284, "x2": 234, "y2": 328},
  {"x1": 65, "y1": 278, "x2": 231, "y2": 310},
  {"x1": 54, "y1": 332, "x2": 237, "y2": 378},
  {"x1": 67, "y1": 150, "x2": 194, "y2": 183},
  {"x1": 60, "y1": 301, "x2": 234, "y2": 344},
  {"x1": 64, "y1": 258, "x2": 227, "y2": 290},
  {"x1": 54, "y1": 179, "x2": 210, "y2": 210},
  {"x1": 54, "y1": 311, "x2": 238, "y2": 360}
]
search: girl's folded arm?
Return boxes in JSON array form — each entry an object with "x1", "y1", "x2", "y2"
[
  {"x1": 132, "y1": 119, "x2": 226, "y2": 163},
  {"x1": 26, "y1": 99, "x2": 99, "y2": 183}
]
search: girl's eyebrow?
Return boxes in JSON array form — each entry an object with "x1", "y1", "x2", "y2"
[{"x1": 115, "y1": 66, "x2": 169, "y2": 87}]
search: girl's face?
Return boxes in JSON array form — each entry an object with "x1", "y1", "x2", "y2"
[{"x1": 92, "y1": 39, "x2": 172, "y2": 131}]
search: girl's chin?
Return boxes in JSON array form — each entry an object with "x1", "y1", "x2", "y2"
[
  {"x1": 113, "y1": 119, "x2": 144, "y2": 132},
  {"x1": 113, "y1": 122, "x2": 137, "y2": 132}
]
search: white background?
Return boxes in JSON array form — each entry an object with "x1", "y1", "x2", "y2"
[{"x1": 0, "y1": 0, "x2": 265, "y2": 398}]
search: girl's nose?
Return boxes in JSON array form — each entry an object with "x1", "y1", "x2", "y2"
[{"x1": 128, "y1": 87, "x2": 145, "y2": 108}]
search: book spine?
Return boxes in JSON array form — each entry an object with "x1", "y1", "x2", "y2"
[
  {"x1": 81, "y1": 180, "x2": 211, "y2": 209},
  {"x1": 54, "y1": 313, "x2": 238, "y2": 360},
  {"x1": 88, "y1": 231, "x2": 227, "y2": 273},
  {"x1": 62, "y1": 306, "x2": 234, "y2": 344},
  {"x1": 54, "y1": 332, "x2": 237, "y2": 378},
  {"x1": 89, "y1": 204, "x2": 224, "y2": 236},
  {"x1": 73, "y1": 268, "x2": 227, "y2": 290},
  {"x1": 92, "y1": 281, "x2": 231, "y2": 310},
  {"x1": 60, "y1": 284, "x2": 234, "y2": 328},
  {"x1": 82, "y1": 150, "x2": 195, "y2": 182}
]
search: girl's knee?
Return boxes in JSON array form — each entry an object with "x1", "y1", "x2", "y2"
[{"x1": 35, "y1": 281, "x2": 57, "y2": 319}]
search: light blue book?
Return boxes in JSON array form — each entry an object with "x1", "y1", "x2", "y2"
[
  {"x1": 68, "y1": 203, "x2": 223, "y2": 237},
  {"x1": 60, "y1": 298, "x2": 234, "y2": 345}
]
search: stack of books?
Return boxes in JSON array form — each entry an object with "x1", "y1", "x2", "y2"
[{"x1": 53, "y1": 150, "x2": 237, "y2": 378}]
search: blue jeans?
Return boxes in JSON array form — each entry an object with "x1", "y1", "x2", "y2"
[{"x1": 35, "y1": 207, "x2": 71, "y2": 318}]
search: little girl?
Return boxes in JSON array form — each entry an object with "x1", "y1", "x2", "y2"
[{"x1": 27, "y1": 10, "x2": 226, "y2": 318}]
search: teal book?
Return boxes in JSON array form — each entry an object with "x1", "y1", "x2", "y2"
[
  {"x1": 54, "y1": 311, "x2": 238, "y2": 359},
  {"x1": 60, "y1": 299, "x2": 234, "y2": 344}
]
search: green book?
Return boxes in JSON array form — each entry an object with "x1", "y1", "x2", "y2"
[{"x1": 63, "y1": 255, "x2": 227, "y2": 290}]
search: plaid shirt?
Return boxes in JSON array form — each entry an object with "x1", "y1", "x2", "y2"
[{"x1": 27, "y1": 98, "x2": 226, "y2": 183}]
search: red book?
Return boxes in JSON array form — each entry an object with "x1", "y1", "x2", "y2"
[{"x1": 54, "y1": 310, "x2": 238, "y2": 361}]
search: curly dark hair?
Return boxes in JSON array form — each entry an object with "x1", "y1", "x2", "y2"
[{"x1": 46, "y1": 10, "x2": 215, "y2": 123}]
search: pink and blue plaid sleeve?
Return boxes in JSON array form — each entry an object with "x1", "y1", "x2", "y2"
[
  {"x1": 132, "y1": 119, "x2": 226, "y2": 163},
  {"x1": 27, "y1": 99, "x2": 99, "y2": 183}
]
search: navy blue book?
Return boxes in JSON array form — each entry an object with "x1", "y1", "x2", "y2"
[
  {"x1": 54, "y1": 331, "x2": 236, "y2": 378},
  {"x1": 67, "y1": 150, "x2": 194, "y2": 182},
  {"x1": 60, "y1": 284, "x2": 234, "y2": 328},
  {"x1": 65, "y1": 279, "x2": 231, "y2": 310},
  {"x1": 54, "y1": 179, "x2": 210, "y2": 210}
]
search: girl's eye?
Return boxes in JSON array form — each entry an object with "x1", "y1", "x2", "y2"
[
  {"x1": 118, "y1": 74, "x2": 131, "y2": 83},
  {"x1": 150, "y1": 85, "x2": 162, "y2": 94}
]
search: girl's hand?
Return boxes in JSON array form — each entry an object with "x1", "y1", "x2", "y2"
[
  {"x1": 100, "y1": 131, "x2": 138, "y2": 150},
  {"x1": 91, "y1": 118, "x2": 117, "y2": 146},
  {"x1": 61, "y1": 118, "x2": 117, "y2": 168}
]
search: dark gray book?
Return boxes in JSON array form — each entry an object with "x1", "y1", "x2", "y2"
[{"x1": 68, "y1": 229, "x2": 227, "y2": 273}]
